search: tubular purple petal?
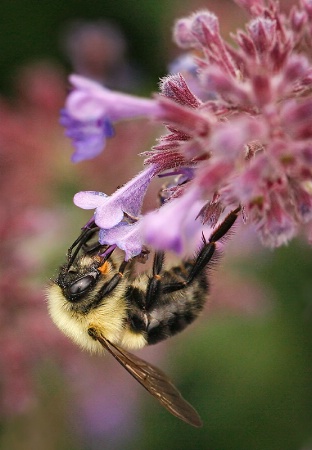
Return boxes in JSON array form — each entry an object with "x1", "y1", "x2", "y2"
[
  {"x1": 60, "y1": 109, "x2": 114, "y2": 162},
  {"x1": 67, "y1": 74, "x2": 162, "y2": 123},
  {"x1": 143, "y1": 186, "x2": 206, "y2": 254},
  {"x1": 99, "y1": 221, "x2": 144, "y2": 261},
  {"x1": 74, "y1": 191, "x2": 108, "y2": 209},
  {"x1": 73, "y1": 164, "x2": 159, "y2": 231}
]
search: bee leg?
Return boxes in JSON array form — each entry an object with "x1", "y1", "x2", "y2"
[
  {"x1": 162, "y1": 207, "x2": 240, "y2": 294},
  {"x1": 185, "y1": 206, "x2": 240, "y2": 283},
  {"x1": 145, "y1": 251, "x2": 165, "y2": 309},
  {"x1": 96, "y1": 260, "x2": 128, "y2": 298},
  {"x1": 81, "y1": 241, "x2": 102, "y2": 254},
  {"x1": 67, "y1": 223, "x2": 99, "y2": 269},
  {"x1": 206, "y1": 206, "x2": 240, "y2": 243}
]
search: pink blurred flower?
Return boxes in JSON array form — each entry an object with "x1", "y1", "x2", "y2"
[{"x1": 0, "y1": 67, "x2": 70, "y2": 417}]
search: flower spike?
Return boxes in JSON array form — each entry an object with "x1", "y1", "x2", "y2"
[{"x1": 61, "y1": 0, "x2": 312, "y2": 253}]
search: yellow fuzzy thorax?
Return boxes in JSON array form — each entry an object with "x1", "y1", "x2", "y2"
[{"x1": 47, "y1": 283, "x2": 147, "y2": 353}]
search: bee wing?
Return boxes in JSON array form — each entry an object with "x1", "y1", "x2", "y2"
[{"x1": 96, "y1": 334, "x2": 202, "y2": 427}]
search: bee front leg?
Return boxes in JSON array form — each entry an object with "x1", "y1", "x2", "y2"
[{"x1": 95, "y1": 260, "x2": 128, "y2": 299}]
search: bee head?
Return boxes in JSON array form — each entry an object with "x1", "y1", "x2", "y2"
[
  {"x1": 56, "y1": 246, "x2": 120, "y2": 311},
  {"x1": 47, "y1": 242, "x2": 128, "y2": 352}
]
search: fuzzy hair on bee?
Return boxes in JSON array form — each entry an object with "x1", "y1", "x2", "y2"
[{"x1": 46, "y1": 207, "x2": 240, "y2": 427}]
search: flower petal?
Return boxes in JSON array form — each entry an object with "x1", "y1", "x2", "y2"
[
  {"x1": 60, "y1": 109, "x2": 114, "y2": 162},
  {"x1": 94, "y1": 164, "x2": 158, "y2": 229},
  {"x1": 99, "y1": 222, "x2": 143, "y2": 261},
  {"x1": 143, "y1": 186, "x2": 206, "y2": 254},
  {"x1": 95, "y1": 199, "x2": 125, "y2": 229},
  {"x1": 73, "y1": 191, "x2": 108, "y2": 209},
  {"x1": 66, "y1": 90, "x2": 108, "y2": 121},
  {"x1": 66, "y1": 74, "x2": 162, "y2": 123}
]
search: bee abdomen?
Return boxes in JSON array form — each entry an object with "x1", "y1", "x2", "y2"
[
  {"x1": 126, "y1": 274, "x2": 208, "y2": 346},
  {"x1": 146, "y1": 309, "x2": 197, "y2": 345}
]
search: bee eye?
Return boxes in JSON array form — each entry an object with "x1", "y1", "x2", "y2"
[{"x1": 68, "y1": 274, "x2": 97, "y2": 299}]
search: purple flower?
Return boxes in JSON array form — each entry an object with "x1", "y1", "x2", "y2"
[
  {"x1": 61, "y1": 75, "x2": 165, "y2": 162},
  {"x1": 143, "y1": 186, "x2": 207, "y2": 254},
  {"x1": 74, "y1": 164, "x2": 158, "y2": 229},
  {"x1": 99, "y1": 221, "x2": 143, "y2": 261},
  {"x1": 60, "y1": 109, "x2": 114, "y2": 163},
  {"x1": 66, "y1": 74, "x2": 162, "y2": 122}
]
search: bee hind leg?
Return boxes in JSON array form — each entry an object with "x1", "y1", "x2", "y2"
[
  {"x1": 161, "y1": 207, "x2": 240, "y2": 294},
  {"x1": 145, "y1": 251, "x2": 165, "y2": 309}
]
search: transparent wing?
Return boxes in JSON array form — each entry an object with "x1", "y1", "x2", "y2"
[{"x1": 94, "y1": 333, "x2": 202, "y2": 427}]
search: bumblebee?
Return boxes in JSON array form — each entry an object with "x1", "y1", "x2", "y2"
[{"x1": 46, "y1": 207, "x2": 240, "y2": 427}]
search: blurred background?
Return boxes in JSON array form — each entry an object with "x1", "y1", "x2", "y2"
[{"x1": 1, "y1": 0, "x2": 312, "y2": 449}]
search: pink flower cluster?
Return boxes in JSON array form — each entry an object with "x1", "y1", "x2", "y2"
[
  {"x1": 0, "y1": 64, "x2": 67, "y2": 416},
  {"x1": 64, "y1": 0, "x2": 312, "y2": 255}
]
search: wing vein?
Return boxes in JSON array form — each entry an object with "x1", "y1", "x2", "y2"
[{"x1": 93, "y1": 333, "x2": 202, "y2": 427}]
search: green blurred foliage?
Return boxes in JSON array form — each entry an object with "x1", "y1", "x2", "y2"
[
  {"x1": 132, "y1": 241, "x2": 312, "y2": 450},
  {"x1": 0, "y1": 0, "x2": 173, "y2": 93},
  {"x1": 0, "y1": 363, "x2": 78, "y2": 450}
]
